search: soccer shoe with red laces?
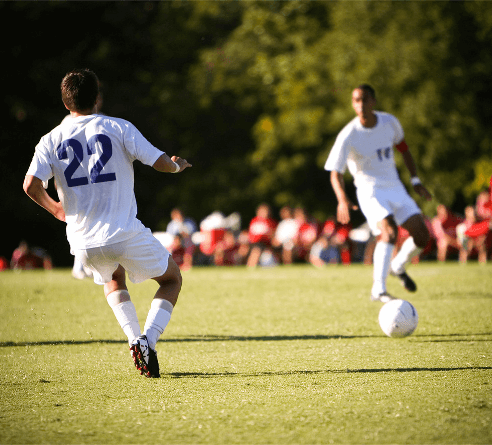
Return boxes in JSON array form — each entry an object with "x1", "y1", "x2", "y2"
[
  {"x1": 390, "y1": 270, "x2": 417, "y2": 293},
  {"x1": 130, "y1": 335, "x2": 160, "y2": 378}
]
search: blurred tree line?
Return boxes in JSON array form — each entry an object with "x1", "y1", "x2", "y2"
[{"x1": 1, "y1": 1, "x2": 491, "y2": 266}]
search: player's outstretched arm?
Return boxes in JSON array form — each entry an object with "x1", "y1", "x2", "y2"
[
  {"x1": 23, "y1": 175, "x2": 66, "y2": 222},
  {"x1": 153, "y1": 153, "x2": 192, "y2": 173}
]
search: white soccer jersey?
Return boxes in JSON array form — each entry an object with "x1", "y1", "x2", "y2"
[
  {"x1": 26, "y1": 114, "x2": 164, "y2": 251},
  {"x1": 324, "y1": 111, "x2": 405, "y2": 190}
]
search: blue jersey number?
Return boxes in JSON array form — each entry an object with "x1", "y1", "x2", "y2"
[
  {"x1": 377, "y1": 147, "x2": 391, "y2": 161},
  {"x1": 56, "y1": 135, "x2": 116, "y2": 187}
]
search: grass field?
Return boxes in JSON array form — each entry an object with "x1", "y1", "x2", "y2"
[{"x1": 0, "y1": 262, "x2": 491, "y2": 444}]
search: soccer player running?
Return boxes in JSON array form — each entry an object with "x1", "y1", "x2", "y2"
[
  {"x1": 23, "y1": 69, "x2": 192, "y2": 377},
  {"x1": 325, "y1": 85, "x2": 432, "y2": 302}
]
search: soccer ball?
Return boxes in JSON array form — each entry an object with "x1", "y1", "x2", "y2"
[{"x1": 378, "y1": 299, "x2": 418, "y2": 338}]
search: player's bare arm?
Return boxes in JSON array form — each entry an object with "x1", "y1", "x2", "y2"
[
  {"x1": 152, "y1": 153, "x2": 192, "y2": 173},
  {"x1": 330, "y1": 170, "x2": 358, "y2": 224},
  {"x1": 23, "y1": 175, "x2": 66, "y2": 222},
  {"x1": 400, "y1": 150, "x2": 432, "y2": 201}
]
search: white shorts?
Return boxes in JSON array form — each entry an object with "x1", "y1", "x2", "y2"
[
  {"x1": 357, "y1": 185, "x2": 421, "y2": 236},
  {"x1": 73, "y1": 229, "x2": 170, "y2": 285}
]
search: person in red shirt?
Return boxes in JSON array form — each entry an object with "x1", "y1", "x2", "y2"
[
  {"x1": 293, "y1": 207, "x2": 319, "y2": 262},
  {"x1": 431, "y1": 204, "x2": 463, "y2": 262},
  {"x1": 462, "y1": 177, "x2": 492, "y2": 262},
  {"x1": 11, "y1": 241, "x2": 52, "y2": 270},
  {"x1": 322, "y1": 218, "x2": 352, "y2": 264},
  {"x1": 214, "y1": 230, "x2": 240, "y2": 266},
  {"x1": 169, "y1": 233, "x2": 194, "y2": 271},
  {"x1": 465, "y1": 177, "x2": 492, "y2": 239},
  {"x1": 457, "y1": 206, "x2": 488, "y2": 263},
  {"x1": 246, "y1": 203, "x2": 277, "y2": 267}
]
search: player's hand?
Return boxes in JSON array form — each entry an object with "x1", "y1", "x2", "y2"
[
  {"x1": 414, "y1": 184, "x2": 432, "y2": 201},
  {"x1": 172, "y1": 156, "x2": 192, "y2": 172},
  {"x1": 337, "y1": 199, "x2": 358, "y2": 225}
]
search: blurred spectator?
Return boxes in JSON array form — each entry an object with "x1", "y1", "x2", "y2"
[
  {"x1": 196, "y1": 211, "x2": 241, "y2": 265},
  {"x1": 214, "y1": 230, "x2": 240, "y2": 266},
  {"x1": 476, "y1": 189, "x2": 492, "y2": 221},
  {"x1": 259, "y1": 247, "x2": 279, "y2": 267},
  {"x1": 272, "y1": 206, "x2": 300, "y2": 265},
  {"x1": 293, "y1": 207, "x2": 319, "y2": 262},
  {"x1": 11, "y1": 241, "x2": 52, "y2": 270},
  {"x1": 236, "y1": 230, "x2": 251, "y2": 265},
  {"x1": 457, "y1": 206, "x2": 488, "y2": 264},
  {"x1": 322, "y1": 218, "x2": 352, "y2": 264},
  {"x1": 247, "y1": 204, "x2": 277, "y2": 267},
  {"x1": 309, "y1": 235, "x2": 340, "y2": 267},
  {"x1": 431, "y1": 204, "x2": 463, "y2": 262},
  {"x1": 166, "y1": 208, "x2": 197, "y2": 236},
  {"x1": 462, "y1": 179, "x2": 492, "y2": 263},
  {"x1": 170, "y1": 233, "x2": 194, "y2": 271},
  {"x1": 0, "y1": 257, "x2": 8, "y2": 271}
]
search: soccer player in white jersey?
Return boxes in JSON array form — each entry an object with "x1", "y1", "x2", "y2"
[
  {"x1": 325, "y1": 85, "x2": 432, "y2": 302},
  {"x1": 23, "y1": 69, "x2": 192, "y2": 377}
]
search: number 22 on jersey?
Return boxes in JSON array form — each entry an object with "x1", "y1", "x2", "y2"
[{"x1": 56, "y1": 134, "x2": 116, "y2": 187}]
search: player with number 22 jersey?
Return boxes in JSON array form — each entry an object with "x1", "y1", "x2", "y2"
[{"x1": 28, "y1": 115, "x2": 163, "y2": 252}]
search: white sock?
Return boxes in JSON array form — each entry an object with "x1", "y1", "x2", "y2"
[
  {"x1": 372, "y1": 241, "x2": 394, "y2": 296},
  {"x1": 107, "y1": 290, "x2": 141, "y2": 345},
  {"x1": 143, "y1": 299, "x2": 174, "y2": 351},
  {"x1": 391, "y1": 237, "x2": 422, "y2": 275}
]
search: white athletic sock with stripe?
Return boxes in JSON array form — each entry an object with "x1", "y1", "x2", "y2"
[
  {"x1": 107, "y1": 290, "x2": 141, "y2": 345},
  {"x1": 372, "y1": 241, "x2": 394, "y2": 296},
  {"x1": 391, "y1": 237, "x2": 422, "y2": 275},
  {"x1": 143, "y1": 299, "x2": 174, "y2": 351}
]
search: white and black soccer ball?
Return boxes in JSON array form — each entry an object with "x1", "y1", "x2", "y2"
[{"x1": 378, "y1": 299, "x2": 418, "y2": 338}]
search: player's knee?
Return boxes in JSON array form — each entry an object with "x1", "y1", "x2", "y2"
[
  {"x1": 378, "y1": 217, "x2": 398, "y2": 244},
  {"x1": 168, "y1": 257, "x2": 183, "y2": 289},
  {"x1": 380, "y1": 226, "x2": 398, "y2": 244}
]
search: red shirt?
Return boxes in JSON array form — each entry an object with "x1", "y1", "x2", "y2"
[{"x1": 248, "y1": 217, "x2": 277, "y2": 244}]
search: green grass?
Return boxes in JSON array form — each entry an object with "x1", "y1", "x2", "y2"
[{"x1": 0, "y1": 262, "x2": 491, "y2": 444}]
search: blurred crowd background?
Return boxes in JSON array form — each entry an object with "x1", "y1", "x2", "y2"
[{"x1": 2, "y1": 1, "x2": 491, "y2": 268}]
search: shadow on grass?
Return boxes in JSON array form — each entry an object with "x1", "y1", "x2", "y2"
[
  {"x1": 1, "y1": 332, "x2": 491, "y2": 347},
  {"x1": 165, "y1": 365, "x2": 492, "y2": 379}
]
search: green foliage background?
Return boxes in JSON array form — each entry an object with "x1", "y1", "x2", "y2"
[{"x1": 2, "y1": 1, "x2": 492, "y2": 266}]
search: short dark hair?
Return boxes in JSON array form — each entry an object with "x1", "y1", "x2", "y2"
[
  {"x1": 61, "y1": 69, "x2": 99, "y2": 112},
  {"x1": 356, "y1": 84, "x2": 376, "y2": 100}
]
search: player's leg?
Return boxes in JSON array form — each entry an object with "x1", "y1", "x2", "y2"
[
  {"x1": 74, "y1": 246, "x2": 142, "y2": 346},
  {"x1": 391, "y1": 213, "x2": 429, "y2": 275},
  {"x1": 355, "y1": 189, "x2": 397, "y2": 302},
  {"x1": 143, "y1": 256, "x2": 182, "y2": 349},
  {"x1": 131, "y1": 257, "x2": 182, "y2": 378},
  {"x1": 104, "y1": 265, "x2": 142, "y2": 346},
  {"x1": 371, "y1": 215, "x2": 398, "y2": 302},
  {"x1": 390, "y1": 214, "x2": 429, "y2": 291}
]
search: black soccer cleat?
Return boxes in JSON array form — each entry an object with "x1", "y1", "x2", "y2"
[
  {"x1": 130, "y1": 335, "x2": 160, "y2": 378},
  {"x1": 390, "y1": 270, "x2": 417, "y2": 293}
]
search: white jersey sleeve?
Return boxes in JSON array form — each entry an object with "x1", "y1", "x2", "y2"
[
  {"x1": 324, "y1": 120, "x2": 355, "y2": 173},
  {"x1": 122, "y1": 123, "x2": 164, "y2": 167},
  {"x1": 389, "y1": 115, "x2": 405, "y2": 145},
  {"x1": 27, "y1": 138, "x2": 55, "y2": 189}
]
